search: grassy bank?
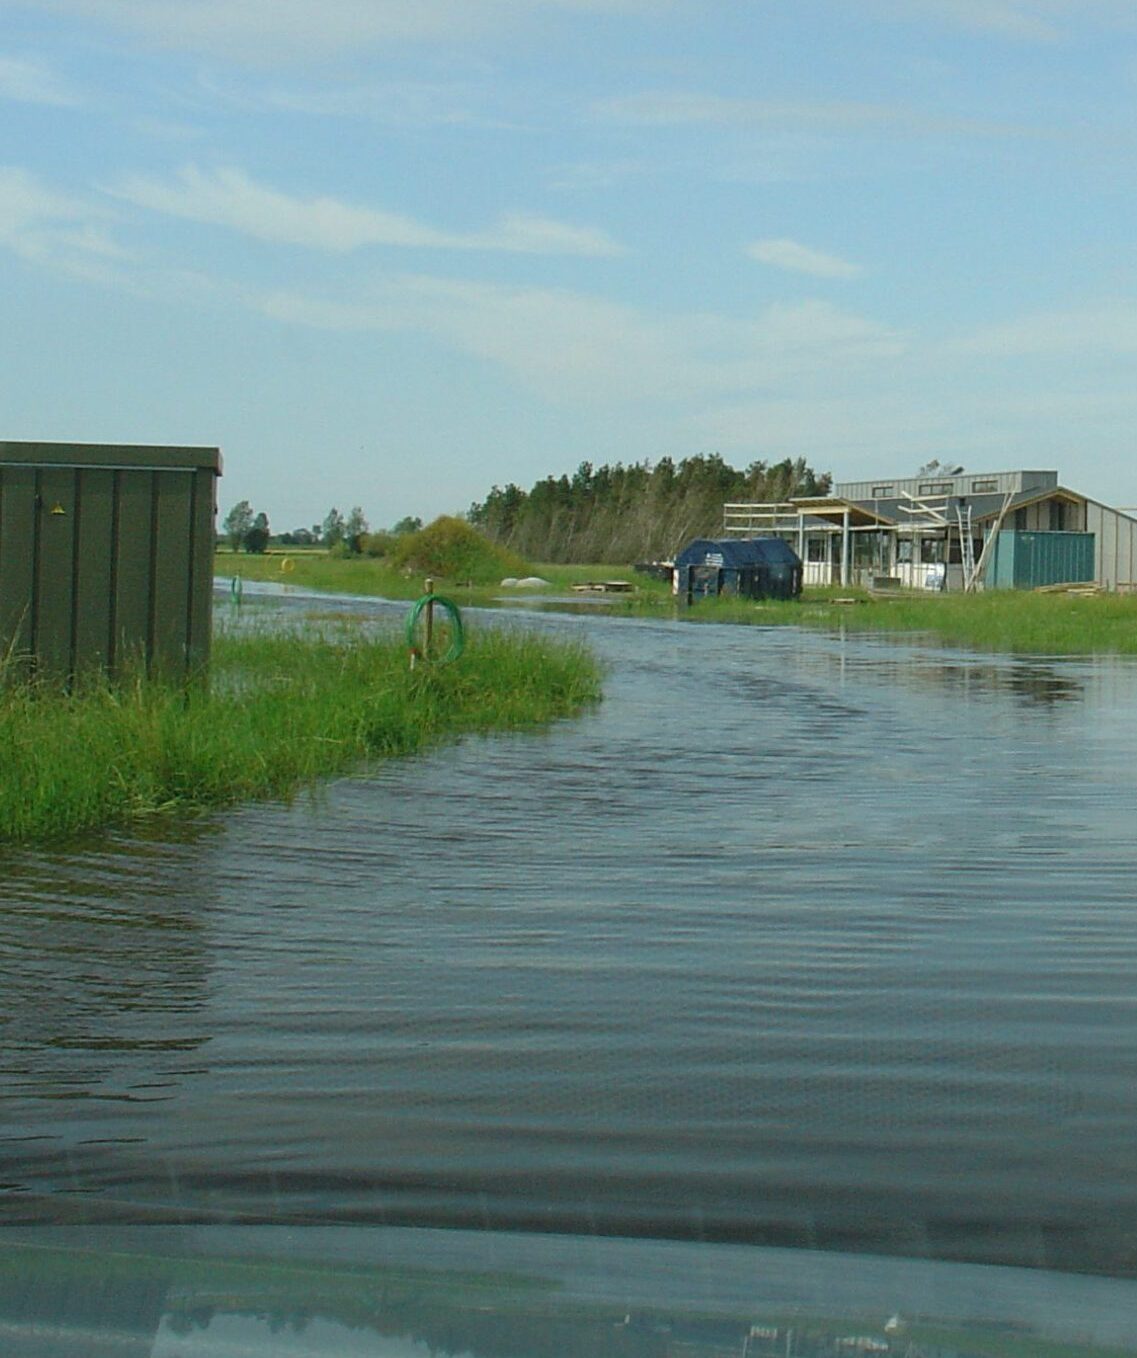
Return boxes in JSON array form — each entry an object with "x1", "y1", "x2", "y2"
[
  {"x1": 685, "y1": 585, "x2": 1137, "y2": 655},
  {"x1": 217, "y1": 550, "x2": 1137, "y2": 655},
  {"x1": 218, "y1": 547, "x2": 429, "y2": 600},
  {"x1": 0, "y1": 625, "x2": 601, "y2": 843}
]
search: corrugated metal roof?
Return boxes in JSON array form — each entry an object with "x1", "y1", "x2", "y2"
[
  {"x1": 835, "y1": 469, "x2": 1058, "y2": 500},
  {"x1": 845, "y1": 486, "x2": 1085, "y2": 525}
]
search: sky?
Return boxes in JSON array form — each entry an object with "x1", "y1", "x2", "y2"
[{"x1": 3, "y1": 0, "x2": 1137, "y2": 533}]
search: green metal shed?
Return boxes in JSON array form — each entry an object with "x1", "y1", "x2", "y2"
[
  {"x1": 987, "y1": 529, "x2": 1095, "y2": 590},
  {"x1": 0, "y1": 441, "x2": 221, "y2": 682}
]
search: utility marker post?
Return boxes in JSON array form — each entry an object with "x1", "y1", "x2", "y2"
[{"x1": 407, "y1": 579, "x2": 463, "y2": 668}]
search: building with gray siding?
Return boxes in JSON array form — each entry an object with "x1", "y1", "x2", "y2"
[{"x1": 723, "y1": 469, "x2": 1137, "y2": 592}]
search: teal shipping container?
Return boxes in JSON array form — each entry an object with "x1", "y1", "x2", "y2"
[
  {"x1": 987, "y1": 529, "x2": 1095, "y2": 589},
  {"x1": 0, "y1": 441, "x2": 221, "y2": 682}
]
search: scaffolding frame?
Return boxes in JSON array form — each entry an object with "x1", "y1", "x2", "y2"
[{"x1": 724, "y1": 491, "x2": 1016, "y2": 591}]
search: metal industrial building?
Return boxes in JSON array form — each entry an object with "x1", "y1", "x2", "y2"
[{"x1": 723, "y1": 469, "x2": 1137, "y2": 592}]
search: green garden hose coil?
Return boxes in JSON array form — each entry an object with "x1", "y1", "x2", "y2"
[{"x1": 405, "y1": 593, "x2": 465, "y2": 664}]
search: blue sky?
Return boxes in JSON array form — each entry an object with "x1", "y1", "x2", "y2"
[{"x1": 3, "y1": 0, "x2": 1136, "y2": 533}]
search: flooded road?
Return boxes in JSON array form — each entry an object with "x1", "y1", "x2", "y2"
[{"x1": 3, "y1": 598, "x2": 1137, "y2": 1275}]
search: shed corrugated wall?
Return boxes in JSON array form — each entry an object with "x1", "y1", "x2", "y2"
[
  {"x1": 988, "y1": 530, "x2": 1095, "y2": 589},
  {"x1": 0, "y1": 441, "x2": 220, "y2": 681}
]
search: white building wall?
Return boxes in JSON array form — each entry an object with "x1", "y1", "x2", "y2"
[
  {"x1": 1010, "y1": 498, "x2": 1085, "y2": 533},
  {"x1": 1085, "y1": 500, "x2": 1137, "y2": 591}
]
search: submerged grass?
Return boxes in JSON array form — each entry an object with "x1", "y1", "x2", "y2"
[{"x1": 0, "y1": 625, "x2": 602, "y2": 843}]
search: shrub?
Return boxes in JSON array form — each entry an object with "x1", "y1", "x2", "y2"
[
  {"x1": 390, "y1": 516, "x2": 529, "y2": 583},
  {"x1": 359, "y1": 531, "x2": 397, "y2": 558}
]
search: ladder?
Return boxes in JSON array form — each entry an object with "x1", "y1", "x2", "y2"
[{"x1": 956, "y1": 502, "x2": 975, "y2": 584}]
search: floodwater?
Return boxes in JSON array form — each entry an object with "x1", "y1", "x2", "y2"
[{"x1": 3, "y1": 593, "x2": 1137, "y2": 1278}]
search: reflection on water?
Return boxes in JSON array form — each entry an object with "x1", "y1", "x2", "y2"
[
  {"x1": 2, "y1": 598, "x2": 1137, "y2": 1280},
  {"x1": 814, "y1": 645, "x2": 1086, "y2": 706},
  {"x1": 5, "y1": 1225, "x2": 1137, "y2": 1355}
]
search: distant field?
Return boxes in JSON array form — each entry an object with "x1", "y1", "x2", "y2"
[{"x1": 214, "y1": 549, "x2": 673, "y2": 606}]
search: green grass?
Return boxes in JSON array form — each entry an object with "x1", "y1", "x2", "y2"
[
  {"x1": 682, "y1": 585, "x2": 1137, "y2": 654},
  {"x1": 218, "y1": 547, "x2": 429, "y2": 600},
  {"x1": 216, "y1": 549, "x2": 674, "y2": 608},
  {"x1": 0, "y1": 624, "x2": 602, "y2": 843},
  {"x1": 218, "y1": 551, "x2": 1137, "y2": 654}
]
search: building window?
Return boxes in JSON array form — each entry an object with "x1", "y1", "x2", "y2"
[
  {"x1": 1049, "y1": 500, "x2": 1065, "y2": 531},
  {"x1": 871, "y1": 485, "x2": 893, "y2": 498},
  {"x1": 806, "y1": 537, "x2": 826, "y2": 563},
  {"x1": 897, "y1": 538, "x2": 912, "y2": 564},
  {"x1": 918, "y1": 480, "x2": 953, "y2": 496},
  {"x1": 920, "y1": 536, "x2": 944, "y2": 564},
  {"x1": 1014, "y1": 508, "x2": 1027, "y2": 531},
  {"x1": 971, "y1": 478, "x2": 998, "y2": 493}
]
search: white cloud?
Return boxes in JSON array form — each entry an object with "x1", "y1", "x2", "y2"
[
  {"x1": 0, "y1": 53, "x2": 82, "y2": 106},
  {"x1": 0, "y1": 165, "x2": 123, "y2": 275},
  {"x1": 250, "y1": 274, "x2": 902, "y2": 404},
  {"x1": 110, "y1": 165, "x2": 621, "y2": 256},
  {"x1": 591, "y1": 91, "x2": 1024, "y2": 141},
  {"x1": 234, "y1": 79, "x2": 522, "y2": 130},
  {"x1": 870, "y1": 0, "x2": 1061, "y2": 40},
  {"x1": 953, "y1": 301, "x2": 1137, "y2": 356},
  {"x1": 489, "y1": 212, "x2": 620, "y2": 256},
  {"x1": 132, "y1": 116, "x2": 210, "y2": 143},
  {"x1": 594, "y1": 92, "x2": 900, "y2": 131},
  {"x1": 868, "y1": 0, "x2": 1137, "y2": 42},
  {"x1": 747, "y1": 238, "x2": 862, "y2": 280},
  {"x1": 12, "y1": 0, "x2": 668, "y2": 61}
]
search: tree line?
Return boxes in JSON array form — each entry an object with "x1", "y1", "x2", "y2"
[
  {"x1": 220, "y1": 452, "x2": 831, "y2": 564},
  {"x1": 221, "y1": 502, "x2": 422, "y2": 553},
  {"x1": 468, "y1": 455, "x2": 831, "y2": 563}
]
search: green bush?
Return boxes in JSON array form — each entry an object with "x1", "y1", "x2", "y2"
[
  {"x1": 390, "y1": 516, "x2": 529, "y2": 583},
  {"x1": 359, "y1": 531, "x2": 397, "y2": 558}
]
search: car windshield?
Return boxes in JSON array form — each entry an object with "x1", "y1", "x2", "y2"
[{"x1": 5, "y1": 3, "x2": 1137, "y2": 1355}]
